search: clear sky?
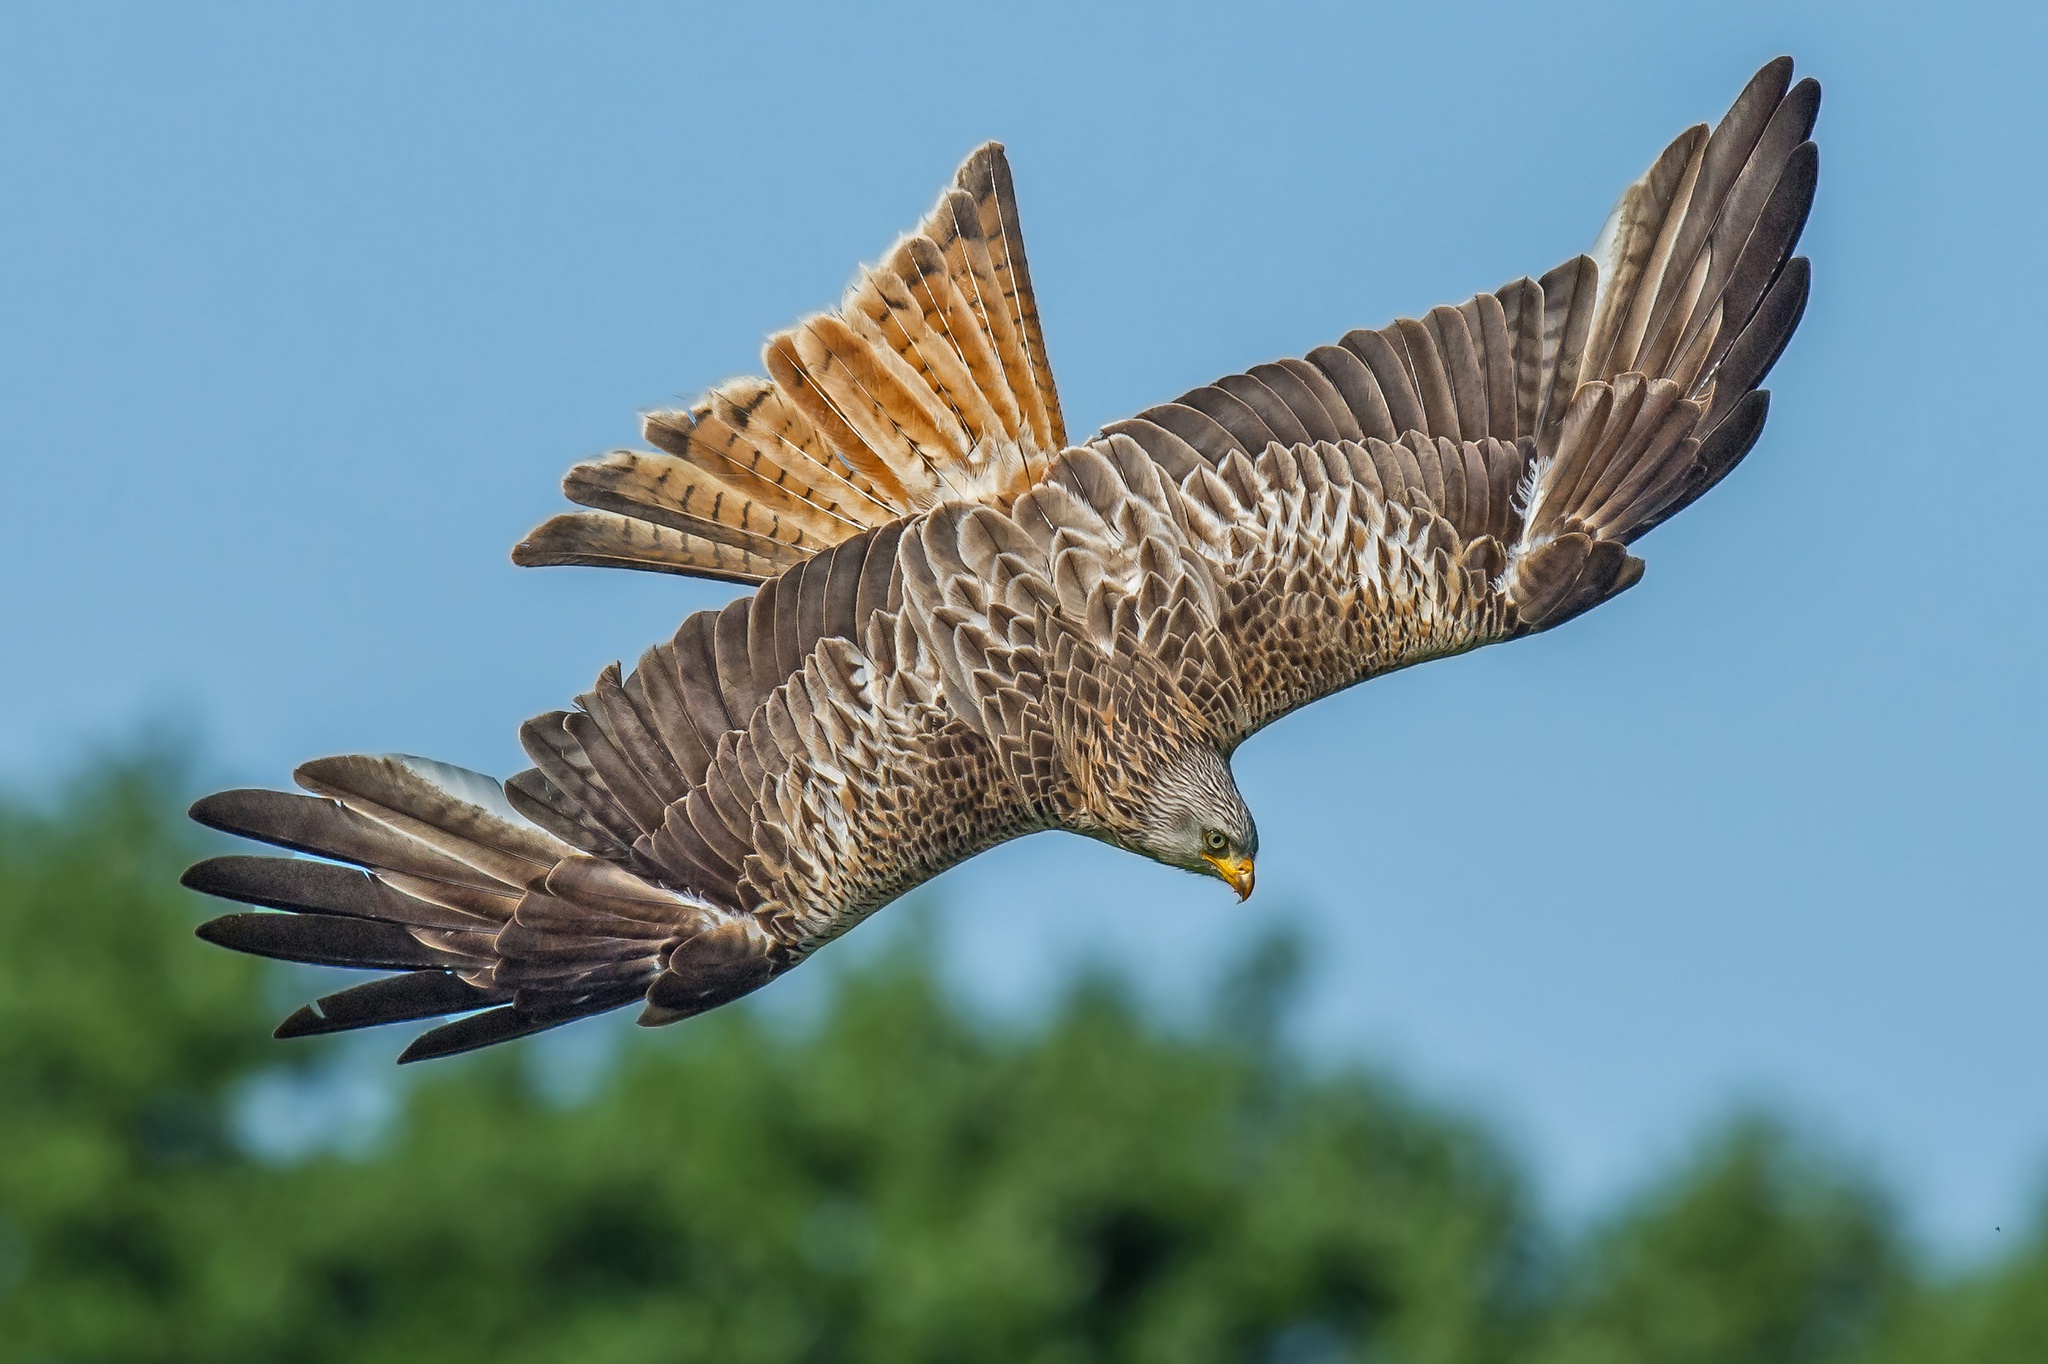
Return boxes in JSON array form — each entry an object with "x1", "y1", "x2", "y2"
[{"x1": 3, "y1": 0, "x2": 2043, "y2": 1257}]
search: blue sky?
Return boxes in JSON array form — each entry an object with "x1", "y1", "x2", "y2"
[{"x1": 3, "y1": 0, "x2": 2043, "y2": 1256}]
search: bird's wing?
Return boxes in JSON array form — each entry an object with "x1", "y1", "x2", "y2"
[
  {"x1": 184, "y1": 753, "x2": 745, "y2": 1061},
  {"x1": 187, "y1": 523, "x2": 1063, "y2": 1060},
  {"x1": 514, "y1": 143, "x2": 1066, "y2": 584},
  {"x1": 1091, "y1": 56, "x2": 1818, "y2": 740},
  {"x1": 1119, "y1": 60, "x2": 1814, "y2": 502}
]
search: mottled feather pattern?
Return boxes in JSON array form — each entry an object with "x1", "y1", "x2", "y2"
[
  {"x1": 188, "y1": 60, "x2": 1819, "y2": 1058},
  {"x1": 1130, "y1": 58, "x2": 1813, "y2": 629},
  {"x1": 553, "y1": 430, "x2": 1521, "y2": 962}
]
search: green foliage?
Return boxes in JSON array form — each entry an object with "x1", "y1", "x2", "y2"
[
  {"x1": 1867, "y1": 1205, "x2": 2048, "y2": 1364},
  {"x1": 0, "y1": 747, "x2": 279, "y2": 1362},
  {"x1": 1, "y1": 747, "x2": 2044, "y2": 1363},
  {"x1": 1531, "y1": 1119, "x2": 1912, "y2": 1364}
]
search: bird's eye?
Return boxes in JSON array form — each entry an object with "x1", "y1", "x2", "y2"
[{"x1": 1203, "y1": 829, "x2": 1228, "y2": 853}]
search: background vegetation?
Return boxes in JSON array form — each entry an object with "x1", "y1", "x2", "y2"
[{"x1": 2, "y1": 748, "x2": 2042, "y2": 1363}]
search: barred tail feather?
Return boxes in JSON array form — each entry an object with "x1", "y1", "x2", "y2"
[{"x1": 517, "y1": 142, "x2": 1066, "y2": 585}]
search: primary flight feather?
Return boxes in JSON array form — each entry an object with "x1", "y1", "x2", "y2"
[{"x1": 187, "y1": 59, "x2": 1820, "y2": 1061}]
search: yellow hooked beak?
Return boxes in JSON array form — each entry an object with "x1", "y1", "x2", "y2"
[{"x1": 1203, "y1": 853, "x2": 1256, "y2": 902}]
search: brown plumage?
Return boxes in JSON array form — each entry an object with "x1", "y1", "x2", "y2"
[{"x1": 191, "y1": 60, "x2": 1820, "y2": 1060}]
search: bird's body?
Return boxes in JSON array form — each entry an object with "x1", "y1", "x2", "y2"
[{"x1": 189, "y1": 59, "x2": 1821, "y2": 1061}]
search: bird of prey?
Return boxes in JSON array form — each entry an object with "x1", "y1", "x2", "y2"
[{"x1": 187, "y1": 59, "x2": 1820, "y2": 1061}]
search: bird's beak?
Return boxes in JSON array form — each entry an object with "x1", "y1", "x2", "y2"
[{"x1": 1204, "y1": 853, "x2": 1256, "y2": 902}]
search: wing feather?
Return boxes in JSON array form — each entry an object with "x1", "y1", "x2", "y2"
[{"x1": 1135, "y1": 58, "x2": 1815, "y2": 628}]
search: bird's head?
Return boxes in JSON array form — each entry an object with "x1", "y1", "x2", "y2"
[{"x1": 1119, "y1": 744, "x2": 1258, "y2": 900}]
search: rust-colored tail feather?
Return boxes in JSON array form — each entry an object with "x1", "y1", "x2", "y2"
[{"x1": 517, "y1": 142, "x2": 1067, "y2": 584}]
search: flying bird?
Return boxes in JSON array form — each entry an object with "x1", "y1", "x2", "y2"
[{"x1": 187, "y1": 59, "x2": 1820, "y2": 1061}]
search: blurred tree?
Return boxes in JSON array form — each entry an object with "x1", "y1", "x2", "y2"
[
  {"x1": 1870, "y1": 1204, "x2": 2048, "y2": 1364},
  {"x1": 1528, "y1": 1117, "x2": 1913, "y2": 1364},
  {"x1": 0, "y1": 744, "x2": 279, "y2": 1361},
  {"x1": 1, "y1": 746, "x2": 2045, "y2": 1363},
  {"x1": 222, "y1": 947, "x2": 1542, "y2": 1363}
]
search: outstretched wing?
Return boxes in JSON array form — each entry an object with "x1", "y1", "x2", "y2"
[
  {"x1": 514, "y1": 143, "x2": 1066, "y2": 584},
  {"x1": 184, "y1": 754, "x2": 776, "y2": 1061},
  {"x1": 187, "y1": 525, "x2": 1063, "y2": 1059},
  {"x1": 1097, "y1": 56, "x2": 1818, "y2": 737}
]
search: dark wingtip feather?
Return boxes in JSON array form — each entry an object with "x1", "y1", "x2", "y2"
[
  {"x1": 1636, "y1": 390, "x2": 1773, "y2": 538},
  {"x1": 182, "y1": 854, "x2": 370, "y2": 917},
  {"x1": 188, "y1": 789, "x2": 273, "y2": 838},
  {"x1": 184, "y1": 786, "x2": 374, "y2": 865},
  {"x1": 195, "y1": 911, "x2": 446, "y2": 970},
  {"x1": 1714, "y1": 257, "x2": 1810, "y2": 414},
  {"x1": 184, "y1": 855, "x2": 313, "y2": 914},
  {"x1": 1692, "y1": 388, "x2": 1771, "y2": 496},
  {"x1": 1790, "y1": 73, "x2": 1821, "y2": 119},
  {"x1": 397, "y1": 1006, "x2": 563, "y2": 1064},
  {"x1": 273, "y1": 1005, "x2": 327, "y2": 1040},
  {"x1": 274, "y1": 970, "x2": 504, "y2": 1039}
]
